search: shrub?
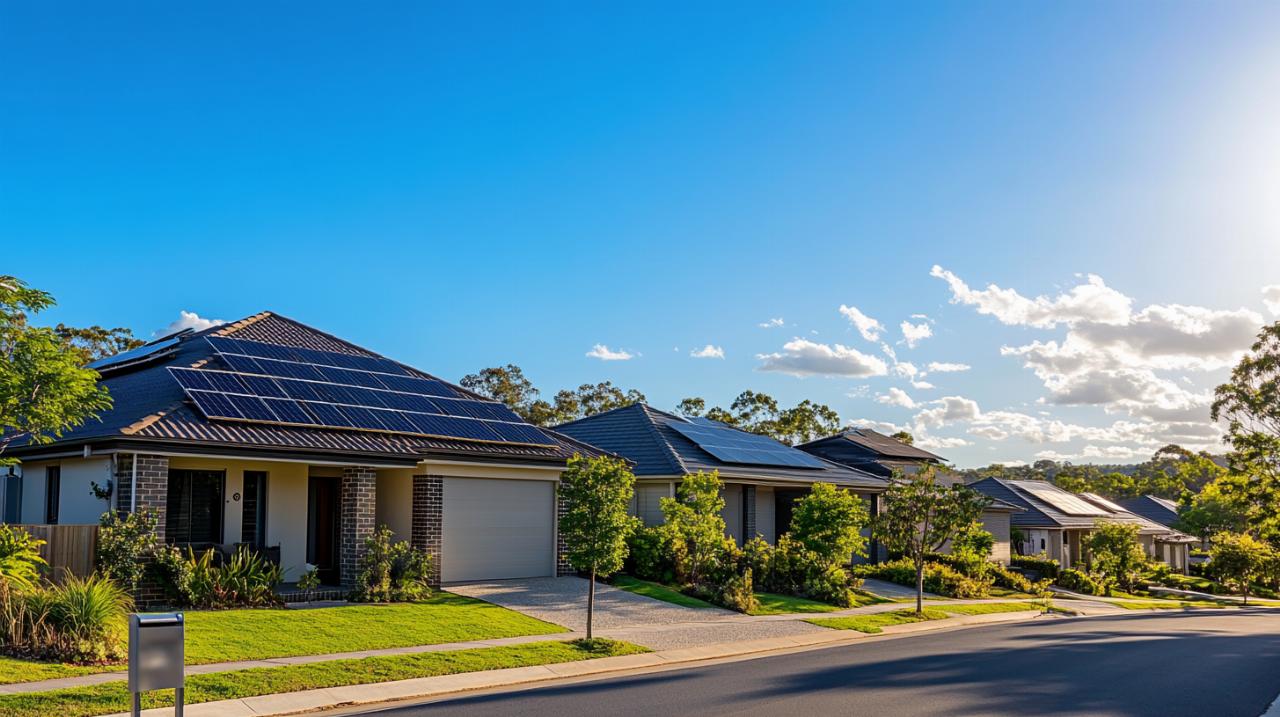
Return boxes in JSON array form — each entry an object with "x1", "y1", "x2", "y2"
[
  {"x1": 154, "y1": 545, "x2": 283, "y2": 608},
  {"x1": 803, "y1": 563, "x2": 864, "y2": 607},
  {"x1": 989, "y1": 563, "x2": 1034, "y2": 593},
  {"x1": 857, "y1": 558, "x2": 992, "y2": 599},
  {"x1": 1011, "y1": 553, "x2": 1060, "y2": 580},
  {"x1": 0, "y1": 525, "x2": 47, "y2": 591},
  {"x1": 949, "y1": 524, "x2": 996, "y2": 579},
  {"x1": 1084, "y1": 521, "x2": 1146, "y2": 592},
  {"x1": 350, "y1": 526, "x2": 433, "y2": 603},
  {"x1": 627, "y1": 525, "x2": 684, "y2": 585},
  {"x1": 716, "y1": 567, "x2": 758, "y2": 613},
  {"x1": 789, "y1": 483, "x2": 869, "y2": 568},
  {"x1": 96, "y1": 509, "x2": 159, "y2": 592},
  {"x1": 660, "y1": 472, "x2": 726, "y2": 587},
  {"x1": 1056, "y1": 568, "x2": 1106, "y2": 596},
  {"x1": 0, "y1": 574, "x2": 132, "y2": 664}
]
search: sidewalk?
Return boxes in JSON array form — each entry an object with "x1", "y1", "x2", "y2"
[{"x1": 105, "y1": 608, "x2": 1048, "y2": 717}]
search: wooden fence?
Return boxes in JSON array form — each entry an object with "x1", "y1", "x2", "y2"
[{"x1": 8, "y1": 524, "x2": 98, "y2": 581}]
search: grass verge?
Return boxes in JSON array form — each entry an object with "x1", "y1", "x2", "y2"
[
  {"x1": 749, "y1": 592, "x2": 843, "y2": 615},
  {"x1": 610, "y1": 576, "x2": 717, "y2": 609},
  {"x1": 806, "y1": 608, "x2": 950, "y2": 634},
  {"x1": 936, "y1": 602, "x2": 1041, "y2": 616},
  {"x1": 0, "y1": 592, "x2": 564, "y2": 686},
  {"x1": 0, "y1": 639, "x2": 646, "y2": 717}
]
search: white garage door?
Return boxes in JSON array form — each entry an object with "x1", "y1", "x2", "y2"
[{"x1": 442, "y1": 477, "x2": 555, "y2": 583}]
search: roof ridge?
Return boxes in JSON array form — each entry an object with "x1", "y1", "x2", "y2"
[{"x1": 636, "y1": 405, "x2": 690, "y2": 475}]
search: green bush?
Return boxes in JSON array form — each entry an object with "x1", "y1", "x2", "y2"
[
  {"x1": 1056, "y1": 568, "x2": 1106, "y2": 596},
  {"x1": 716, "y1": 567, "x2": 758, "y2": 613},
  {"x1": 1011, "y1": 553, "x2": 1060, "y2": 580},
  {"x1": 949, "y1": 524, "x2": 996, "y2": 579},
  {"x1": 626, "y1": 525, "x2": 685, "y2": 585},
  {"x1": 0, "y1": 525, "x2": 47, "y2": 591},
  {"x1": 856, "y1": 558, "x2": 992, "y2": 599},
  {"x1": 95, "y1": 509, "x2": 159, "y2": 592},
  {"x1": 0, "y1": 574, "x2": 132, "y2": 664},
  {"x1": 154, "y1": 545, "x2": 283, "y2": 608},
  {"x1": 350, "y1": 526, "x2": 433, "y2": 603},
  {"x1": 789, "y1": 482, "x2": 869, "y2": 568},
  {"x1": 989, "y1": 563, "x2": 1034, "y2": 593},
  {"x1": 741, "y1": 534, "x2": 863, "y2": 607}
]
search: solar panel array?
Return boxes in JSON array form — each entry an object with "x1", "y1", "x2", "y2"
[
  {"x1": 1080, "y1": 492, "x2": 1129, "y2": 514},
  {"x1": 167, "y1": 337, "x2": 555, "y2": 446},
  {"x1": 1018, "y1": 482, "x2": 1109, "y2": 516},
  {"x1": 87, "y1": 336, "x2": 181, "y2": 371},
  {"x1": 668, "y1": 417, "x2": 826, "y2": 469}
]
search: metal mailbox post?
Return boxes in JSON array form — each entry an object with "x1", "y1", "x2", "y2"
[{"x1": 128, "y1": 612, "x2": 185, "y2": 717}]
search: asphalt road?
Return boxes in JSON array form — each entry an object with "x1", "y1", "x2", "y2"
[{"x1": 347, "y1": 611, "x2": 1280, "y2": 717}]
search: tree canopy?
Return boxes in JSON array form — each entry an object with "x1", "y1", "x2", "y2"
[
  {"x1": 557, "y1": 454, "x2": 638, "y2": 639},
  {"x1": 53, "y1": 324, "x2": 145, "y2": 364},
  {"x1": 459, "y1": 364, "x2": 645, "y2": 427},
  {"x1": 676, "y1": 390, "x2": 841, "y2": 445},
  {"x1": 0, "y1": 276, "x2": 113, "y2": 463}
]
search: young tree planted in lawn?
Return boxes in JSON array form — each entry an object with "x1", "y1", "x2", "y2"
[
  {"x1": 789, "y1": 482, "x2": 869, "y2": 568},
  {"x1": 873, "y1": 467, "x2": 989, "y2": 614},
  {"x1": 559, "y1": 454, "x2": 639, "y2": 640},
  {"x1": 1083, "y1": 521, "x2": 1147, "y2": 594},
  {"x1": 660, "y1": 471, "x2": 725, "y2": 588},
  {"x1": 0, "y1": 276, "x2": 112, "y2": 463},
  {"x1": 1209, "y1": 531, "x2": 1273, "y2": 605}
]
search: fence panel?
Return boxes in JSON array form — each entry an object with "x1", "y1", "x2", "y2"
[{"x1": 9, "y1": 524, "x2": 98, "y2": 580}]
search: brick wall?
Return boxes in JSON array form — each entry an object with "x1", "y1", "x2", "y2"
[
  {"x1": 111, "y1": 454, "x2": 170, "y2": 607},
  {"x1": 339, "y1": 466, "x2": 377, "y2": 587},
  {"x1": 411, "y1": 475, "x2": 443, "y2": 587}
]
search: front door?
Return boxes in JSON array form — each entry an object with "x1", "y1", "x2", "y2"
[{"x1": 307, "y1": 476, "x2": 341, "y2": 585}]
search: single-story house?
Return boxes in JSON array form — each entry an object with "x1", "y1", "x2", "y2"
[
  {"x1": 1121, "y1": 494, "x2": 1209, "y2": 553},
  {"x1": 554, "y1": 405, "x2": 889, "y2": 560},
  {"x1": 798, "y1": 429, "x2": 1021, "y2": 565},
  {"x1": 969, "y1": 478, "x2": 1198, "y2": 572},
  {"x1": 0, "y1": 312, "x2": 603, "y2": 589}
]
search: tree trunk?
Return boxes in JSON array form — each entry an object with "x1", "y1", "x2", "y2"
[
  {"x1": 587, "y1": 568, "x2": 596, "y2": 640},
  {"x1": 1243, "y1": 583, "x2": 1249, "y2": 607},
  {"x1": 915, "y1": 561, "x2": 925, "y2": 615}
]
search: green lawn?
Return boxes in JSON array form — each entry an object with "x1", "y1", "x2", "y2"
[
  {"x1": 749, "y1": 592, "x2": 844, "y2": 615},
  {"x1": 0, "y1": 639, "x2": 647, "y2": 717},
  {"x1": 0, "y1": 592, "x2": 564, "y2": 686},
  {"x1": 610, "y1": 576, "x2": 717, "y2": 609},
  {"x1": 806, "y1": 608, "x2": 950, "y2": 634},
  {"x1": 936, "y1": 602, "x2": 1041, "y2": 616}
]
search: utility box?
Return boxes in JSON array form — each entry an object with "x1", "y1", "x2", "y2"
[{"x1": 128, "y1": 613, "x2": 185, "y2": 716}]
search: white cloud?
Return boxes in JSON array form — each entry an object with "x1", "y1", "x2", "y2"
[
  {"x1": 892, "y1": 361, "x2": 919, "y2": 379},
  {"x1": 839, "y1": 305, "x2": 884, "y2": 342},
  {"x1": 876, "y1": 387, "x2": 917, "y2": 409},
  {"x1": 1264, "y1": 286, "x2": 1280, "y2": 316},
  {"x1": 758, "y1": 317, "x2": 785, "y2": 328},
  {"x1": 847, "y1": 418, "x2": 909, "y2": 434},
  {"x1": 157, "y1": 310, "x2": 224, "y2": 337},
  {"x1": 916, "y1": 435, "x2": 970, "y2": 450},
  {"x1": 586, "y1": 344, "x2": 634, "y2": 361},
  {"x1": 690, "y1": 344, "x2": 725, "y2": 359},
  {"x1": 900, "y1": 320, "x2": 932, "y2": 348},
  {"x1": 931, "y1": 265, "x2": 1132, "y2": 328},
  {"x1": 757, "y1": 339, "x2": 889, "y2": 378},
  {"x1": 914, "y1": 395, "x2": 981, "y2": 428},
  {"x1": 927, "y1": 362, "x2": 971, "y2": 373},
  {"x1": 911, "y1": 380, "x2": 936, "y2": 390}
]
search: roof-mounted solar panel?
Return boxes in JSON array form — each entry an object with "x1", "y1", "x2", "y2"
[
  {"x1": 668, "y1": 417, "x2": 826, "y2": 469},
  {"x1": 86, "y1": 336, "x2": 183, "y2": 372},
  {"x1": 1018, "y1": 482, "x2": 1110, "y2": 516}
]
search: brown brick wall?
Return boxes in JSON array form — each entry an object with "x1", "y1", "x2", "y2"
[
  {"x1": 411, "y1": 475, "x2": 443, "y2": 587},
  {"x1": 339, "y1": 466, "x2": 377, "y2": 587}
]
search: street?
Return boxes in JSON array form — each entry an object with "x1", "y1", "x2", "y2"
[{"x1": 347, "y1": 611, "x2": 1280, "y2": 717}]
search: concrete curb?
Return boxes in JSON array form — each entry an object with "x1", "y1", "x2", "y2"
[{"x1": 105, "y1": 610, "x2": 1045, "y2": 717}]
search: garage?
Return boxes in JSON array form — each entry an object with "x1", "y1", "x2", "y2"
[{"x1": 441, "y1": 477, "x2": 556, "y2": 583}]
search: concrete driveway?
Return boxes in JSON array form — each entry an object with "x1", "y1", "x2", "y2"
[{"x1": 448, "y1": 577, "x2": 831, "y2": 650}]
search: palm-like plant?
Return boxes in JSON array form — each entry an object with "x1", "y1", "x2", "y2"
[{"x1": 0, "y1": 525, "x2": 47, "y2": 592}]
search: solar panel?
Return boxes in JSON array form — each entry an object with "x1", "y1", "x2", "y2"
[
  {"x1": 667, "y1": 417, "x2": 826, "y2": 469},
  {"x1": 86, "y1": 337, "x2": 182, "y2": 371},
  {"x1": 1080, "y1": 492, "x2": 1129, "y2": 514},
  {"x1": 1018, "y1": 482, "x2": 1110, "y2": 516}
]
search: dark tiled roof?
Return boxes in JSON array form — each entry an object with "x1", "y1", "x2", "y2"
[
  {"x1": 8, "y1": 312, "x2": 593, "y2": 465},
  {"x1": 969, "y1": 478, "x2": 1194, "y2": 540},
  {"x1": 1120, "y1": 495, "x2": 1181, "y2": 527},
  {"x1": 555, "y1": 404, "x2": 888, "y2": 490},
  {"x1": 801, "y1": 428, "x2": 945, "y2": 462}
]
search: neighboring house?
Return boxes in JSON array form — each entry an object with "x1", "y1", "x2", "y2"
[
  {"x1": 969, "y1": 478, "x2": 1198, "y2": 572},
  {"x1": 797, "y1": 428, "x2": 946, "y2": 478},
  {"x1": 1, "y1": 312, "x2": 603, "y2": 588},
  {"x1": 1121, "y1": 494, "x2": 1209, "y2": 552},
  {"x1": 799, "y1": 429, "x2": 1021, "y2": 565},
  {"x1": 554, "y1": 405, "x2": 889, "y2": 560}
]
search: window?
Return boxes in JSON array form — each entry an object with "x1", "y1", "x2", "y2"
[
  {"x1": 166, "y1": 469, "x2": 225, "y2": 544},
  {"x1": 241, "y1": 471, "x2": 268, "y2": 548},
  {"x1": 44, "y1": 467, "x2": 61, "y2": 524}
]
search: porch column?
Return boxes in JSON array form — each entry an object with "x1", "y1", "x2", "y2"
[
  {"x1": 742, "y1": 485, "x2": 757, "y2": 540},
  {"x1": 340, "y1": 466, "x2": 377, "y2": 587},
  {"x1": 411, "y1": 475, "x2": 443, "y2": 587},
  {"x1": 113, "y1": 454, "x2": 170, "y2": 541}
]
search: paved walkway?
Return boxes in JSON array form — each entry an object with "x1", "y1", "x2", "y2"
[{"x1": 860, "y1": 578, "x2": 939, "y2": 600}]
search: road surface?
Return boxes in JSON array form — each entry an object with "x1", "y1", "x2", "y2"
[{"x1": 342, "y1": 611, "x2": 1280, "y2": 717}]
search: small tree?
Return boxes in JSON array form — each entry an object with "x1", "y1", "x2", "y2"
[
  {"x1": 1209, "y1": 531, "x2": 1272, "y2": 606},
  {"x1": 950, "y1": 522, "x2": 996, "y2": 579},
  {"x1": 660, "y1": 471, "x2": 725, "y2": 588},
  {"x1": 559, "y1": 454, "x2": 638, "y2": 640},
  {"x1": 873, "y1": 467, "x2": 989, "y2": 614},
  {"x1": 1084, "y1": 521, "x2": 1146, "y2": 594},
  {"x1": 789, "y1": 482, "x2": 869, "y2": 568}
]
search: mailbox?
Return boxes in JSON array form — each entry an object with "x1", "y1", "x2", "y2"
[{"x1": 129, "y1": 613, "x2": 185, "y2": 716}]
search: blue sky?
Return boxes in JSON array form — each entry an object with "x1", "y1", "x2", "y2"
[{"x1": 3, "y1": 3, "x2": 1279, "y2": 466}]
